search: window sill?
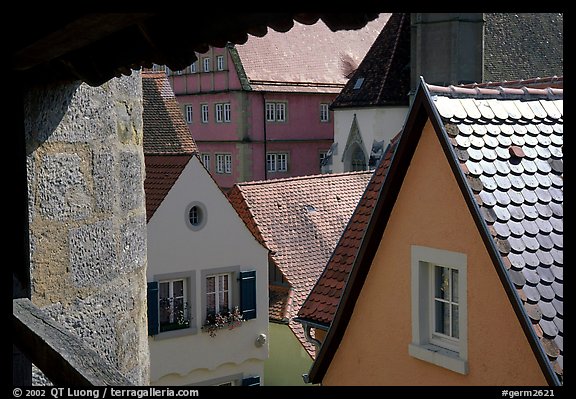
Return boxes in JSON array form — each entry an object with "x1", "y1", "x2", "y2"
[
  {"x1": 408, "y1": 343, "x2": 468, "y2": 375},
  {"x1": 153, "y1": 326, "x2": 198, "y2": 340}
]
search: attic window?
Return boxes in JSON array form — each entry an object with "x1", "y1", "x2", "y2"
[
  {"x1": 186, "y1": 202, "x2": 207, "y2": 231},
  {"x1": 353, "y1": 77, "x2": 365, "y2": 90},
  {"x1": 305, "y1": 205, "x2": 317, "y2": 213}
]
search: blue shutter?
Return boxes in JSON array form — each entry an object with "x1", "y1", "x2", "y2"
[
  {"x1": 147, "y1": 281, "x2": 159, "y2": 336},
  {"x1": 239, "y1": 270, "x2": 257, "y2": 320},
  {"x1": 242, "y1": 376, "x2": 261, "y2": 386}
]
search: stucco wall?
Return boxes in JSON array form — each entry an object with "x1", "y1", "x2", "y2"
[
  {"x1": 323, "y1": 120, "x2": 546, "y2": 385},
  {"x1": 331, "y1": 107, "x2": 408, "y2": 173},
  {"x1": 147, "y1": 156, "x2": 269, "y2": 384},
  {"x1": 25, "y1": 72, "x2": 150, "y2": 385},
  {"x1": 264, "y1": 323, "x2": 313, "y2": 386}
]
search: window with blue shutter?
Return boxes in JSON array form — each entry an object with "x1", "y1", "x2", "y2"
[
  {"x1": 239, "y1": 270, "x2": 257, "y2": 320},
  {"x1": 147, "y1": 281, "x2": 159, "y2": 336},
  {"x1": 241, "y1": 376, "x2": 261, "y2": 386}
]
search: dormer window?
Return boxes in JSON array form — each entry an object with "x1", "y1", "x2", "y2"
[{"x1": 353, "y1": 77, "x2": 364, "y2": 90}]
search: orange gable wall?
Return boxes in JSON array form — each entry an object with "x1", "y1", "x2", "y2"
[{"x1": 322, "y1": 120, "x2": 546, "y2": 385}]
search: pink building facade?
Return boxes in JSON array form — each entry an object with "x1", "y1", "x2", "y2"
[{"x1": 164, "y1": 16, "x2": 389, "y2": 189}]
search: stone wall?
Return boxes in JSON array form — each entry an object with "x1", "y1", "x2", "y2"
[{"x1": 24, "y1": 72, "x2": 150, "y2": 385}]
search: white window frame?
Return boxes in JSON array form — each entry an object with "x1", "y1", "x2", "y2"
[
  {"x1": 216, "y1": 55, "x2": 225, "y2": 71},
  {"x1": 154, "y1": 270, "x2": 197, "y2": 339},
  {"x1": 276, "y1": 102, "x2": 286, "y2": 122},
  {"x1": 201, "y1": 153, "x2": 210, "y2": 171},
  {"x1": 223, "y1": 103, "x2": 231, "y2": 122},
  {"x1": 185, "y1": 104, "x2": 193, "y2": 124},
  {"x1": 206, "y1": 273, "x2": 232, "y2": 315},
  {"x1": 190, "y1": 61, "x2": 198, "y2": 73},
  {"x1": 267, "y1": 153, "x2": 288, "y2": 173},
  {"x1": 216, "y1": 153, "x2": 232, "y2": 174},
  {"x1": 409, "y1": 245, "x2": 468, "y2": 375},
  {"x1": 203, "y1": 57, "x2": 211, "y2": 72},
  {"x1": 266, "y1": 102, "x2": 276, "y2": 122},
  {"x1": 159, "y1": 279, "x2": 187, "y2": 325},
  {"x1": 319, "y1": 151, "x2": 328, "y2": 168},
  {"x1": 201, "y1": 104, "x2": 209, "y2": 123},
  {"x1": 215, "y1": 103, "x2": 224, "y2": 123},
  {"x1": 320, "y1": 103, "x2": 330, "y2": 122},
  {"x1": 265, "y1": 102, "x2": 287, "y2": 122}
]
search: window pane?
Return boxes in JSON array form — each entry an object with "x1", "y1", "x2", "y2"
[
  {"x1": 206, "y1": 276, "x2": 215, "y2": 293},
  {"x1": 452, "y1": 304, "x2": 459, "y2": 338},
  {"x1": 173, "y1": 280, "x2": 184, "y2": 298},
  {"x1": 451, "y1": 269, "x2": 459, "y2": 303},
  {"x1": 207, "y1": 292, "x2": 216, "y2": 314},
  {"x1": 435, "y1": 266, "x2": 450, "y2": 300},
  {"x1": 159, "y1": 282, "x2": 169, "y2": 300},
  {"x1": 434, "y1": 299, "x2": 450, "y2": 336}
]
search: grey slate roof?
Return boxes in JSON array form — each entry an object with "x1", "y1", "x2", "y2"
[
  {"x1": 484, "y1": 13, "x2": 563, "y2": 82},
  {"x1": 430, "y1": 82, "x2": 563, "y2": 383}
]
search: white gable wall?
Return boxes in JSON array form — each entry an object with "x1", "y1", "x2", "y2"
[
  {"x1": 147, "y1": 155, "x2": 269, "y2": 385},
  {"x1": 331, "y1": 106, "x2": 408, "y2": 173}
]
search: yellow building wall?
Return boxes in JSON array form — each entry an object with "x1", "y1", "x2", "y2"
[
  {"x1": 323, "y1": 120, "x2": 547, "y2": 385},
  {"x1": 264, "y1": 323, "x2": 313, "y2": 386}
]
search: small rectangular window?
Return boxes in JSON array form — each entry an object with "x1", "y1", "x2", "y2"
[
  {"x1": 201, "y1": 154, "x2": 210, "y2": 171},
  {"x1": 190, "y1": 61, "x2": 198, "y2": 73},
  {"x1": 201, "y1": 104, "x2": 209, "y2": 123},
  {"x1": 223, "y1": 103, "x2": 231, "y2": 122},
  {"x1": 215, "y1": 103, "x2": 224, "y2": 123},
  {"x1": 276, "y1": 103, "x2": 286, "y2": 122},
  {"x1": 216, "y1": 154, "x2": 232, "y2": 174},
  {"x1": 206, "y1": 274, "x2": 231, "y2": 316},
  {"x1": 216, "y1": 55, "x2": 225, "y2": 71},
  {"x1": 203, "y1": 57, "x2": 211, "y2": 72},
  {"x1": 267, "y1": 153, "x2": 288, "y2": 173},
  {"x1": 266, "y1": 103, "x2": 276, "y2": 122},
  {"x1": 159, "y1": 279, "x2": 190, "y2": 333},
  {"x1": 320, "y1": 103, "x2": 330, "y2": 122},
  {"x1": 185, "y1": 105, "x2": 193, "y2": 124}
]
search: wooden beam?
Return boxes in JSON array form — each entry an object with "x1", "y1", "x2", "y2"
[{"x1": 12, "y1": 298, "x2": 133, "y2": 386}]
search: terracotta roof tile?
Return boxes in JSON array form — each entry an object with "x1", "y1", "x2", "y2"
[
  {"x1": 298, "y1": 133, "x2": 400, "y2": 325},
  {"x1": 142, "y1": 72, "x2": 198, "y2": 221},
  {"x1": 427, "y1": 83, "x2": 563, "y2": 383},
  {"x1": 227, "y1": 171, "x2": 372, "y2": 356},
  {"x1": 142, "y1": 72, "x2": 198, "y2": 155},
  {"x1": 235, "y1": 14, "x2": 390, "y2": 93}
]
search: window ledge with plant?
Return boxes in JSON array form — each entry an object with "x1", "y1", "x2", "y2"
[{"x1": 202, "y1": 307, "x2": 244, "y2": 337}]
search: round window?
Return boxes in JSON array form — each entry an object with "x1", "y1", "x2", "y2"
[{"x1": 185, "y1": 202, "x2": 207, "y2": 231}]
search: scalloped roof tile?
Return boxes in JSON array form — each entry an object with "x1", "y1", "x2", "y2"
[{"x1": 303, "y1": 78, "x2": 563, "y2": 385}]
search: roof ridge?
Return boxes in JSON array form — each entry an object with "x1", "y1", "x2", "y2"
[
  {"x1": 427, "y1": 82, "x2": 563, "y2": 100},
  {"x1": 235, "y1": 170, "x2": 373, "y2": 187}
]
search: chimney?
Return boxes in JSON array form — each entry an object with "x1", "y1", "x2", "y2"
[{"x1": 410, "y1": 13, "x2": 484, "y2": 95}]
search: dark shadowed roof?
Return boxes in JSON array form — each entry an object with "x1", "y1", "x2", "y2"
[
  {"x1": 227, "y1": 171, "x2": 372, "y2": 356},
  {"x1": 305, "y1": 78, "x2": 563, "y2": 385},
  {"x1": 14, "y1": 13, "x2": 381, "y2": 87},
  {"x1": 234, "y1": 14, "x2": 390, "y2": 93},
  {"x1": 484, "y1": 13, "x2": 563, "y2": 83},
  {"x1": 331, "y1": 12, "x2": 410, "y2": 108}
]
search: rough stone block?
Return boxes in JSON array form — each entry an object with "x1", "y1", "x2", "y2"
[{"x1": 120, "y1": 151, "x2": 143, "y2": 211}]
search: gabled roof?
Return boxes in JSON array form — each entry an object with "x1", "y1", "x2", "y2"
[
  {"x1": 305, "y1": 78, "x2": 563, "y2": 385},
  {"x1": 331, "y1": 12, "x2": 410, "y2": 108},
  {"x1": 227, "y1": 171, "x2": 372, "y2": 356},
  {"x1": 142, "y1": 72, "x2": 198, "y2": 222},
  {"x1": 233, "y1": 14, "x2": 390, "y2": 93}
]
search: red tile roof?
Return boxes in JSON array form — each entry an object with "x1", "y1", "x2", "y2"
[
  {"x1": 142, "y1": 71, "x2": 198, "y2": 155},
  {"x1": 234, "y1": 14, "x2": 390, "y2": 93},
  {"x1": 142, "y1": 72, "x2": 198, "y2": 221},
  {"x1": 227, "y1": 171, "x2": 372, "y2": 356},
  {"x1": 306, "y1": 78, "x2": 563, "y2": 385},
  {"x1": 331, "y1": 12, "x2": 410, "y2": 108},
  {"x1": 297, "y1": 134, "x2": 400, "y2": 325}
]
